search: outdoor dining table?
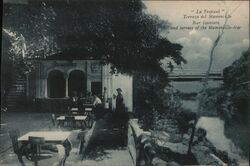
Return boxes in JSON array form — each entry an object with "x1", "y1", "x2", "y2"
[
  {"x1": 18, "y1": 131, "x2": 72, "y2": 166},
  {"x1": 69, "y1": 107, "x2": 80, "y2": 115},
  {"x1": 82, "y1": 103, "x2": 94, "y2": 107},
  {"x1": 69, "y1": 105, "x2": 93, "y2": 115},
  {"x1": 84, "y1": 107, "x2": 93, "y2": 115},
  {"x1": 56, "y1": 115, "x2": 88, "y2": 128},
  {"x1": 18, "y1": 131, "x2": 71, "y2": 142}
]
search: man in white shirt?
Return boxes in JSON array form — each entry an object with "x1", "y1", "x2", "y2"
[
  {"x1": 92, "y1": 94, "x2": 102, "y2": 119},
  {"x1": 93, "y1": 95, "x2": 102, "y2": 107}
]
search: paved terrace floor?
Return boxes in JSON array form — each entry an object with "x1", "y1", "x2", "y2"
[{"x1": 0, "y1": 112, "x2": 134, "y2": 166}]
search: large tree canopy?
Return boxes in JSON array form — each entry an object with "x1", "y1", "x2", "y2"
[
  {"x1": 3, "y1": 0, "x2": 186, "y2": 116},
  {"x1": 3, "y1": 0, "x2": 185, "y2": 75}
]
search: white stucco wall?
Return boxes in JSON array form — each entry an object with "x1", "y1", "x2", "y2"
[{"x1": 32, "y1": 61, "x2": 133, "y2": 112}]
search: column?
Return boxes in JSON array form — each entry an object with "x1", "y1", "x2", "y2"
[
  {"x1": 65, "y1": 74, "x2": 69, "y2": 97},
  {"x1": 102, "y1": 64, "x2": 113, "y2": 97},
  {"x1": 86, "y1": 61, "x2": 91, "y2": 92},
  {"x1": 44, "y1": 78, "x2": 48, "y2": 98},
  {"x1": 25, "y1": 73, "x2": 29, "y2": 97},
  {"x1": 40, "y1": 72, "x2": 47, "y2": 98},
  {"x1": 36, "y1": 64, "x2": 41, "y2": 98}
]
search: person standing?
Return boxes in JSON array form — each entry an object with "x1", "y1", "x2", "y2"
[
  {"x1": 115, "y1": 88, "x2": 124, "y2": 112},
  {"x1": 68, "y1": 91, "x2": 81, "y2": 115},
  {"x1": 103, "y1": 87, "x2": 110, "y2": 110},
  {"x1": 92, "y1": 94, "x2": 102, "y2": 119},
  {"x1": 115, "y1": 88, "x2": 128, "y2": 143},
  {"x1": 69, "y1": 91, "x2": 80, "y2": 109},
  {"x1": 92, "y1": 94, "x2": 102, "y2": 107}
]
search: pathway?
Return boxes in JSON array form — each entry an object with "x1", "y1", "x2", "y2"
[{"x1": 66, "y1": 113, "x2": 134, "y2": 166}]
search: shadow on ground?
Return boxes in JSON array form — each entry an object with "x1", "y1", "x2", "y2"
[{"x1": 83, "y1": 113, "x2": 127, "y2": 161}]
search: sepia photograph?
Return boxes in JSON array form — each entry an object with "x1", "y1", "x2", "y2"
[{"x1": 1, "y1": 0, "x2": 249, "y2": 166}]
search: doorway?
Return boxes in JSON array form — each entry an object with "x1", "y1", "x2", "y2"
[
  {"x1": 47, "y1": 70, "x2": 66, "y2": 98},
  {"x1": 68, "y1": 70, "x2": 86, "y2": 97}
]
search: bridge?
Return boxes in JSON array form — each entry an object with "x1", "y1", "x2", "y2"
[{"x1": 168, "y1": 69, "x2": 223, "y2": 81}]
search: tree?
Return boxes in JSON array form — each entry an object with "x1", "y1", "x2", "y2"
[
  {"x1": 3, "y1": 0, "x2": 185, "y2": 74},
  {"x1": 3, "y1": 0, "x2": 186, "y2": 114},
  {"x1": 223, "y1": 49, "x2": 249, "y2": 88}
]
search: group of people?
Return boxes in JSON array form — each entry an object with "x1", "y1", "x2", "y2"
[{"x1": 68, "y1": 87, "x2": 126, "y2": 119}]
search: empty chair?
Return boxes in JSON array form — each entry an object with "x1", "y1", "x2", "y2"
[
  {"x1": 84, "y1": 107, "x2": 93, "y2": 116},
  {"x1": 28, "y1": 136, "x2": 53, "y2": 166},
  {"x1": 85, "y1": 114, "x2": 94, "y2": 128},
  {"x1": 9, "y1": 129, "x2": 20, "y2": 154},
  {"x1": 69, "y1": 107, "x2": 79, "y2": 115},
  {"x1": 52, "y1": 145, "x2": 66, "y2": 166},
  {"x1": 64, "y1": 116, "x2": 75, "y2": 128},
  {"x1": 9, "y1": 129, "x2": 27, "y2": 166}
]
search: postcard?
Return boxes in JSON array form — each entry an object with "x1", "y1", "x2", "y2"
[{"x1": 1, "y1": 0, "x2": 249, "y2": 166}]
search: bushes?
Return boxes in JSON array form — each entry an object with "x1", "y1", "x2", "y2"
[
  {"x1": 201, "y1": 49, "x2": 249, "y2": 157},
  {"x1": 133, "y1": 73, "x2": 183, "y2": 130},
  {"x1": 223, "y1": 49, "x2": 249, "y2": 88}
]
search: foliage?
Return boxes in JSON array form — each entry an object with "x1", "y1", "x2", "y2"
[
  {"x1": 2, "y1": 0, "x2": 186, "y2": 124},
  {"x1": 1, "y1": 34, "x2": 14, "y2": 99},
  {"x1": 134, "y1": 73, "x2": 183, "y2": 129},
  {"x1": 3, "y1": 0, "x2": 185, "y2": 75},
  {"x1": 203, "y1": 49, "x2": 249, "y2": 123},
  {"x1": 204, "y1": 86, "x2": 249, "y2": 157},
  {"x1": 3, "y1": 2, "x2": 58, "y2": 58},
  {"x1": 201, "y1": 49, "x2": 249, "y2": 157},
  {"x1": 2, "y1": 1, "x2": 186, "y2": 128},
  {"x1": 52, "y1": 0, "x2": 185, "y2": 74},
  {"x1": 223, "y1": 49, "x2": 249, "y2": 88},
  {"x1": 2, "y1": 1, "x2": 57, "y2": 95}
]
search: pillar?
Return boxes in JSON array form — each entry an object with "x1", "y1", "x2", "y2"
[
  {"x1": 25, "y1": 73, "x2": 29, "y2": 97},
  {"x1": 65, "y1": 74, "x2": 69, "y2": 97},
  {"x1": 102, "y1": 64, "x2": 113, "y2": 98},
  {"x1": 86, "y1": 61, "x2": 91, "y2": 92},
  {"x1": 41, "y1": 78, "x2": 47, "y2": 98}
]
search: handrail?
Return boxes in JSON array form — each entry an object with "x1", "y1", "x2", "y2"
[{"x1": 128, "y1": 119, "x2": 169, "y2": 166}]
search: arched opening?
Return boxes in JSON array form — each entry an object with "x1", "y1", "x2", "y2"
[
  {"x1": 47, "y1": 70, "x2": 66, "y2": 98},
  {"x1": 68, "y1": 70, "x2": 86, "y2": 97}
]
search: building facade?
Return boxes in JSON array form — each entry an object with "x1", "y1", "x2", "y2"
[{"x1": 27, "y1": 57, "x2": 133, "y2": 112}]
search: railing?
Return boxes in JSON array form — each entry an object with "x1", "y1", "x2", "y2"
[
  {"x1": 128, "y1": 119, "x2": 172, "y2": 166},
  {"x1": 128, "y1": 118, "x2": 237, "y2": 166},
  {"x1": 168, "y1": 70, "x2": 223, "y2": 81}
]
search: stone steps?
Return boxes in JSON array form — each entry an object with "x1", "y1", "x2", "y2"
[{"x1": 6, "y1": 77, "x2": 26, "y2": 111}]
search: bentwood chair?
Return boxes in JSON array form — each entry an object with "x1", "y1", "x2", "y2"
[
  {"x1": 9, "y1": 129, "x2": 28, "y2": 166},
  {"x1": 28, "y1": 136, "x2": 53, "y2": 166},
  {"x1": 64, "y1": 116, "x2": 76, "y2": 129}
]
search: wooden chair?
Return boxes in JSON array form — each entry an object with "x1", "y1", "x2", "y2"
[
  {"x1": 53, "y1": 144, "x2": 67, "y2": 166},
  {"x1": 9, "y1": 129, "x2": 27, "y2": 166},
  {"x1": 64, "y1": 116, "x2": 76, "y2": 128},
  {"x1": 85, "y1": 114, "x2": 94, "y2": 128},
  {"x1": 28, "y1": 136, "x2": 53, "y2": 166},
  {"x1": 70, "y1": 107, "x2": 79, "y2": 115},
  {"x1": 77, "y1": 130, "x2": 88, "y2": 154}
]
